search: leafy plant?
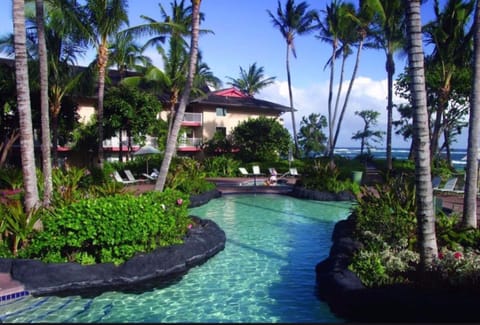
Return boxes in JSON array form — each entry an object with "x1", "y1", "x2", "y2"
[
  {"x1": 21, "y1": 189, "x2": 191, "y2": 265},
  {"x1": 1, "y1": 200, "x2": 43, "y2": 256}
]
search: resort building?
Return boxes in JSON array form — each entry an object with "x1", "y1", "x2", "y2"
[
  {"x1": 78, "y1": 86, "x2": 293, "y2": 160},
  {"x1": 0, "y1": 58, "x2": 293, "y2": 163}
]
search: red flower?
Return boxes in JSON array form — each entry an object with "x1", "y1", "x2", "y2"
[
  {"x1": 454, "y1": 252, "x2": 463, "y2": 260},
  {"x1": 177, "y1": 198, "x2": 183, "y2": 205},
  {"x1": 438, "y1": 252, "x2": 444, "y2": 260}
]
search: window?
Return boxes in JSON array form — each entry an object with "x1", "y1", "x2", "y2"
[
  {"x1": 216, "y1": 107, "x2": 227, "y2": 116},
  {"x1": 215, "y1": 127, "x2": 227, "y2": 137}
]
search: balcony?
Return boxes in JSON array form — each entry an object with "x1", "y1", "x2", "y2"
[
  {"x1": 177, "y1": 137, "x2": 202, "y2": 152},
  {"x1": 181, "y1": 112, "x2": 202, "y2": 126}
]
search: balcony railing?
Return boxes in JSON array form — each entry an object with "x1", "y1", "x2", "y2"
[
  {"x1": 178, "y1": 137, "x2": 202, "y2": 148},
  {"x1": 182, "y1": 112, "x2": 202, "y2": 125}
]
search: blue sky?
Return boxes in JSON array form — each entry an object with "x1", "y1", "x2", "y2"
[{"x1": 1, "y1": 0, "x2": 467, "y2": 149}]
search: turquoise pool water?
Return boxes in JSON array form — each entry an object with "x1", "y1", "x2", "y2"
[{"x1": 0, "y1": 194, "x2": 353, "y2": 323}]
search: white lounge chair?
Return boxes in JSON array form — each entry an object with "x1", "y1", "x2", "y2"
[
  {"x1": 124, "y1": 170, "x2": 148, "y2": 183},
  {"x1": 252, "y1": 165, "x2": 264, "y2": 176},
  {"x1": 239, "y1": 167, "x2": 250, "y2": 176},
  {"x1": 269, "y1": 167, "x2": 289, "y2": 181},
  {"x1": 435, "y1": 177, "x2": 458, "y2": 192},
  {"x1": 112, "y1": 170, "x2": 137, "y2": 185},
  {"x1": 289, "y1": 168, "x2": 300, "y2": 177},
  {"x1": 142, "y1": 171, "x2": 158, "y2": 181}
]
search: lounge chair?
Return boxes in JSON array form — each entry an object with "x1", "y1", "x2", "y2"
[
  {"x1": 269, "y1": 168, "x2": 289, "y2": 181},
  {"x1": 124, "y1": 170, "x2": 148, "y2": 183},
  {"x1": 252, "y1": 165, "x2": 264, "y2": 176},
  {"x1": 435, "y1": 177, "x2": 458, "y2": 192},
  {"x1": 432, "y1": 176, "x2": 442, "y2": 189},
  {"x1": 239, "y1": 167, "x2": 250, "y2": 176},
  {"x1": 112, "y1": 170, "x2": 137, "y2": 185},
  {"x1": 142, "y1": 170, "x2": 159, "y2": 181},
  {"x1": 289, "y1": 168, "x2": 300, "y2": 177}
]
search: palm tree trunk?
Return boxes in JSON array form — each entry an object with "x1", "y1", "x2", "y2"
[
  {"x1": 155, "y1": 0, "x2": 202, "y2": 191},
  {"x1": 386, "y1": 51, "x2": 395, "y2": 171},
  {"x1": 36, "y1": 0, "x2": 53, "y2": 208},
  {"x1": 462, "y1": 0, "x2": 480, "y2": 229},
  {"x1": 327, "y1": 40, "x2": 337, "y2": 159},
  {"x1": 13, "y1": 0, "x2": 40, "y2": 214},
  {"x1": 405, "y1": 0, "x2": 438, "y2": 270},
  {"x1": 96, "y1": 43, "x2": 108, "y2": 169},
  {"x1": 286, "y1": 45, "x2": 299, "y2": 158},
  {"x1": 332, "y1": 38, "x2": 365, "y2": 150}
]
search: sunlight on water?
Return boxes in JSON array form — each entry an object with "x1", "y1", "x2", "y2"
[{"x1": 0, "y1": 194, "x2": 353, "y2": 323}]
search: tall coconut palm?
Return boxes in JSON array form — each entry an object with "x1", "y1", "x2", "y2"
[
  {"x1": 13, "y1": 0, "x2": 40, "y2": 214},
  {"x1": 108, "y1": 32, "x2": 151, "y2": 81},
  {"x1": 423, "y1": 0, "x2": 474, "y2": 160},
  {"x1": 226, "y1": 62, "x2": 276, "y2": 96},
  {"x1": 267, "y1": 0, "x2": 317, "y2": 158},
  {"x1": 35, "y1": 0, "x2": 53, "y2": 207},
  {"x1": 80, "y1": 0, "x2": 129, "y2": 168},
  {"x1": 370, "y1": 0, "x2": 405, "y2": 171},
  {"x1": 462, "y1": 0, "x2": 480, "y2": 229},
  {"x1": 155, "y1": 0, "x2": 202, "y2": 192},
  {"x1": 405, "y1": 0, "x2": 438, "y2": 270},
  {"x1": 326, "y1": 0, "x2": 381, "y2": 162},
  {"x1": 316, "y1": 0, "x2": 351, "y2": 159}
]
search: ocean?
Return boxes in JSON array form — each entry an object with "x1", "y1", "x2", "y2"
[{"x1": 334, "y1": 147, "x2": 468, "y2": 171}]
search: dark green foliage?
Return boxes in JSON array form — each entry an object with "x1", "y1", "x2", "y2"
[
  {"x1": 20, "y1": 189, "x2": 191, "y2": 265},
  {"x1": 231, "y1": 116, "x2": 292, "y2": 162},
  {"x1": 436, "y1": 212, "x2": 480, "y2": 251},
  {"x1": 353, "y1": 173, "x2": 418, "y2": 250},
  {"x1": 202, "y1": 156, "x2": 241, "y2": 177},
  {"x1": 298, "y1": 159, "x2": 360, "y2": 195},
  {"x1": 104, "y1": 85, "x2": 162, "y2": 145},
  {"x1": 297, "y1": 113, "x2": 328, "y2": 158},
  {"x1": 166, "y1": 157, "x2": 216, "y2": 194}
]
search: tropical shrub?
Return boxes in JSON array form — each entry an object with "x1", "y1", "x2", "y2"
[
  {"x1": 0, "y1": 190, "x2": 43, "y2": 256},
  {"x1": 353, "y1": 174, "x2": 417, "y2": 249},
  {"x1": 298, "y1": 159, "x2": 361, "y2": 195},
  {"x1": 167, "y1": 157, "x2": 216, "y2": 194},
  {"x1": 19, "y1": 189, "x2": 191, "y2": 265},
  {"x1": 203, "y1": 156, "x2": 240, "y2": 177}
]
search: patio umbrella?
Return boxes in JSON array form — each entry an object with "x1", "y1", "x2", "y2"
[{"x1": 133, "y1": 145, "x2": 161, "y2": 174}]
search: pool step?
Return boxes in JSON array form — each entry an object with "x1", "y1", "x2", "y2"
[{"x1": 0, "y1": 273, "x2": 29, "y2": 304}]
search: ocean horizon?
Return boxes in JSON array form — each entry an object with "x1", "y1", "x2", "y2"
[{"x1": 334, "y1": 147, "x2": 467, "y2": 170}]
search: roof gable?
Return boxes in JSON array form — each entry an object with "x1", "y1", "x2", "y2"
[
  {"x1": 190, "y1": 87, "x2": 294, "y2": 113},
  {"x1": 214, "y1": 88, "x2": 249, "y2": 98}
]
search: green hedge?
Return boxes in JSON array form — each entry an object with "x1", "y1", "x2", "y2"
[{"x1": 21, "y1": 189, "x2": 191, "y2": 265}]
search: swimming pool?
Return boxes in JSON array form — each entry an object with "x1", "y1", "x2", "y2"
[{"x1": 0, "y1": 194, "x2": 353, "y2": 323}]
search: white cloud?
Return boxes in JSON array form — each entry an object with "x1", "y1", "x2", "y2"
[{"x1": 258, "y1": 76, "x2": 414, "y2": 148}]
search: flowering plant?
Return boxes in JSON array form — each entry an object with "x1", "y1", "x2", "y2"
[{"x1": 431, "y1": 248, "x2": 480, "y2": 288}]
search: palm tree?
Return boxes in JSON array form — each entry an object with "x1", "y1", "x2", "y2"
[
  {"x1": 405, "y1": 0, "x2": 438, "y2": 271},
  {"x1": 330, "y1": 0, "x2": 383, "y2": 160},
  {"x1": 13, "y1": 0, "x2": 40, "y2": 214},
  {"x1": 316, "y1": 0, "x2": 351, "y2": 159},
  {"x1": 267, "y1": 0, "x2": 317, "y2": 158},
  {"x1": 462, "y1": 0, "x2": 480, "y2": 229},
  {"x1": 80, "y1": 0, "x2": 129, "y2": 168},
  {"x1": 423, "y1": 0, "x2": 474, "y2": 160},
  {"x1": 370, "y1": 0, "x2": 405, "y2": 171},
  {"x1": 226, "y1": 62, "x2": 276, "y2": 96},
  {"x1": 35, "y1": 0, "x2": 53, "y2": 207},
  {"x1": 155, "y1": 0, "x2": 202, "y2": 191},
  {"x1": 108, "y1": 32, "x2": 151, "y2": 81}
]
